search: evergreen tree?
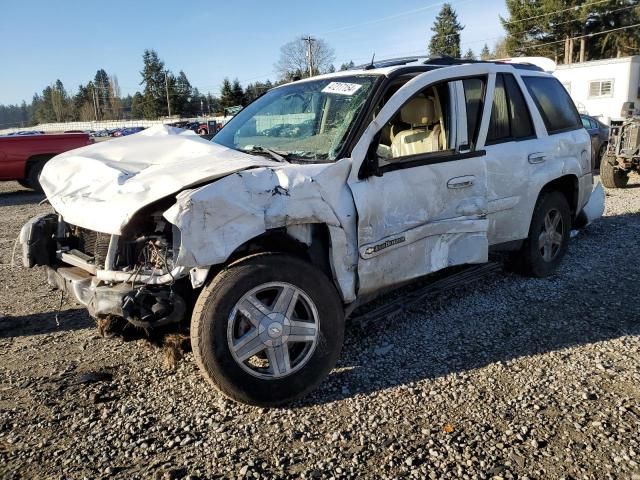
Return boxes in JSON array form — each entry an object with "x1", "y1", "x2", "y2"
[
  {"x1": 140, "y1": 49, "x2": 167, "y2": 119},
  {"x1": 131, "y1": 92, "x2": 145, "y2": 119},
  {"x1": 339, "y1": 60, "x2": 356, "y2": 71},
  {"x1": 73, "y1": 83, "x2": 95, "y2": 121},
  {"x1": 206, "y1": 93, "x2": 221, "y2": 115},
  {"x1": 220, "y1": 78, "x2": 235, "y2": 109},
  {"x1": 231, "y1": 79, "x2": 245, "y2": 106},
  {"x1": 93, "y1": 69, "x2": 111, "y2": 119},
  {"x1": 501, "y1": 0, "x2": 640, "y2": 63},
  {"x1": 480, "y1": 44, "x2": 491, "y2": 60},
  {"x1": 428, "y1": 3, "x2": 464, "y2": 58},
  {"x1": 463, "y1": 48, "x2": 476, "y2": 60},
  {"x1": 175, "y1": 70, "x2": 193, "y2": 116}
]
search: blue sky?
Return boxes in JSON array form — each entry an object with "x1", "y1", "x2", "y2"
[{"x1": 0, "y1": 0, "x2": 507, "y2": 105}]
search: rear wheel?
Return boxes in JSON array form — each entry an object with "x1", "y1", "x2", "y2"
[
  {"x1": 600, "y1": 154, "x2": 629, "y2": 188},
  {"x1": 191, "y1": 253, "x2": 344, "y2": 406},
  {"x1": 518, "y1": 191, "x2": 571, "y2": 278},
  {"x1": 26, "y1": 161, "x2": 46, "y2": 192}
]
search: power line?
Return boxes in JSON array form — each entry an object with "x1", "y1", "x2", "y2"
[
  {"x1": 502, "y1": 0, "x2": 611, "y2": 25},
  {"x1": 461, "y1": 3, "x2": 639, "y2": 48},
  {"x1": 519, "y1": 21, "x2": 640, "y2": 51}
]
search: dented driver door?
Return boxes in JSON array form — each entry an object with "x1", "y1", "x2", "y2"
[{"x1": 347, "y1": 66, "x2": 492, "y2": 296}]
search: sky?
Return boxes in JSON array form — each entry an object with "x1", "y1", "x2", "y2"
[{"x1": 0, "y1": 0, "x2": 508, "y2": 105}]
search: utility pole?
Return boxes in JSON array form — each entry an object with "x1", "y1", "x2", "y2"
[
  {"x1": 302, "y1": 36, "x2": 316, "y2": 77},
  {"x1": 92, "y1": 87, "x2": 98, "y2": 121},
  {"x1": 165, "y1": 71, "x2": 172, "y2": 118}
]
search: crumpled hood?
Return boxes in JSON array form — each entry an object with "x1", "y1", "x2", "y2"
[{"x1": 40, "y1": 125, "x2": 278, "y2": 234}]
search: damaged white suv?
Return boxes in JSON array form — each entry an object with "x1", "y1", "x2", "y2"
[{"x1": 21, "y1": 57, "x2": 604, "y2": 406}]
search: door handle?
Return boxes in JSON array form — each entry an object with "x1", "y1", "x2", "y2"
[
  {"x1": 447, "y1": 176, "x2": 474, "y2": 189},
  {"x1": 528, "y1": 153, "x2": 547, "y2": 164}
]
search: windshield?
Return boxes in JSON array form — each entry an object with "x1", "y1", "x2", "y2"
[{"x1": 212, "y1": 75, "x2": 378, "y2": 162}]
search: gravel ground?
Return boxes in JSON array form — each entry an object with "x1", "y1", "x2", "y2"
[{"x1": 1, "y1": 175, "x2": 639, "y2": 480}]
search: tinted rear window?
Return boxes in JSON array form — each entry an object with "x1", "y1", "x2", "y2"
[{"x1": 523, "y1": 76, "x2": 582, "y2": 134}]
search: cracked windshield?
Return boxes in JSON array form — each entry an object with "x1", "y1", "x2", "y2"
[{"x1": 213, "y1": 76, "x2": 377, "y2": 162}]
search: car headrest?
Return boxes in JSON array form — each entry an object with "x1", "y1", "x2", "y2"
[{"x1": 400, "y1": 96, "x2": 435, "y2": 126}]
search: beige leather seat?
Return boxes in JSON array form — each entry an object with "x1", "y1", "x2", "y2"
[{"x1": 390, "y1": 96, "x2": 441, "y2": 158}]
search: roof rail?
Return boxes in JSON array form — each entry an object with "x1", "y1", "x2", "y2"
[
  {"x1": 423, "y1": 55, "x2": 546, "y2": 72},
  {"x1": 354, "y1": 56, "x2": 430, "y2": 70}
]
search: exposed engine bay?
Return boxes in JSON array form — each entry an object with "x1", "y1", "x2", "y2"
[{"x1": 21, "y1": 211, "x2": 187, "y2": 329}]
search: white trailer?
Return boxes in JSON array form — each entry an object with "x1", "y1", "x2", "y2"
[{"x1": 554, "y1": 56, "x2": 640, "y2": 124}]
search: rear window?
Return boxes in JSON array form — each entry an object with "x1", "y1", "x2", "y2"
[
  {"x1": 487, "y1": 73, "x2": 535, "y2": 143},
  {"x1": 523, "y1": 76, "x2": 582, "y2": 134}
]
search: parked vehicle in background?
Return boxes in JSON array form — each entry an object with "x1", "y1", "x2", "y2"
[
  {"x1": 0, "y1": 133, "x2": 92, "y2": 191},
  {"x1": 120, "y1": 127, "x2": 146, "y2": 136},
  {"x1": 4, "y1": 131, "x2": 45, "y2": 136},
  {"x1": 20, "y1": 56, "x2": 604, "y2": 406},
  {"x1": 601, "y1": 103, "x2": 640, "y2": 188},
  {"x1": 581, "y1": 114, "x2": 609, "y2": 170}
]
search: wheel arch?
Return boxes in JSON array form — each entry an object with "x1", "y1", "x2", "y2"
[
  {"x1": 194, "y1": 223, "x2": 355, "y2": 303},
  {"x1": 537, "y1": 174, "x2": 580, "y2": 221},
  {"x1": 23, "y1": 153, "x2": 55, "y2": 178}
]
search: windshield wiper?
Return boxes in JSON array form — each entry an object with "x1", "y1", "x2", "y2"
[{"x1": 242, "y1": 146, "x2": 289, "y2": 163}]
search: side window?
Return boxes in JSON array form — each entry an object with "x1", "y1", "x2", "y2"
[
  {"x1": 487, "y1": 73, "x2": 535, "y2": 144},
  {"x1": 505, "y1": 75, "x2": 534, "y2": 139},
  {"x1": 523, "y1": 76, "x2": 582, "y2": 134},
  {"x1": 581, "y1": 116, "x2": 591, "y2": 129},
  {"x1": 487, "y1": 75, "x2": 509, "y2": 142},
  {"x1": 376, "y1": 81, "x2": 453, "y2": 163},
  {"x1": 462, "y1": 78, "x2": 485, "y2": 148}
]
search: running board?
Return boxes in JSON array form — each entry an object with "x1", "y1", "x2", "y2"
[{"x1": 352, "y1": 263, "x2": 502, "y2": 325}]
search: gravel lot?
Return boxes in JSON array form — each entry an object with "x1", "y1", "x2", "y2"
[{"x1": 1, "y1": 175, "x2": 639, "y2": 480}]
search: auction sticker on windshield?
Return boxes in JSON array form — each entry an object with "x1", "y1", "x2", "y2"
[{"x1": 322, "y1": 82, "x2": 362, "y2": 96}]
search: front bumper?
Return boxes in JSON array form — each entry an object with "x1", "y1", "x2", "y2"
[{"x1": 20, "y1": 214, "x2": 187, "y2": 326}]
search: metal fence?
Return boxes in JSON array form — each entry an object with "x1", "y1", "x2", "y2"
[{"x1": 0, "y1": 116, "x2": 229, "y2": 135}]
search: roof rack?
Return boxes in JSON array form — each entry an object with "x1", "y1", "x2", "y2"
[
  {"x1": 354, "y1": 56, "x2": 430, "y2": 70},
  {"x1": 351, "y1": 54, "x2": 547, "y2": 73},
  {"x1": 423, "y1": 55, "x2": 545, "y2": 72}
]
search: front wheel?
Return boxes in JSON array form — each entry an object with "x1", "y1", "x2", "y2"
[
  {"x1": 191, "y1": 253, "x2": 344, "y2": 406},
  {"x1": 518, "y1": 191, "x2": 571, "y2": 278}
]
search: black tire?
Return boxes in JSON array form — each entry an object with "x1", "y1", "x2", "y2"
[
  {"x1": 518, "y1": 191, "x2": 571, "y2": 278},
  {"x1": 595, "y1": 144, "x2": 606, "y2": 170},
  {"x1": 26, "y1": 161, "x2": 46, "y2": 192},
  {"x1": 17, "y1": 179, "x2": 31, "y2": 190},
  {"x1": 600, "y1": 154, "x2": 629, "y2": 188},
  {"x1": 191, "y1": 253, "x2": 344, "y2": 406}
]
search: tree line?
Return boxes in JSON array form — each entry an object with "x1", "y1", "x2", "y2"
[
  {"x1": 2, "y1": 0, "x2": 637, "y2": 128},
  {"x1": 429, "y1": 0, "x2": 639, "y2": 62}
]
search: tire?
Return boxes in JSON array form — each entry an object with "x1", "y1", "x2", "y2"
[
  {"x1": 600, "y1": 154, "x2": 629, "y2": 188},
  {"x1": 518, "y1": 191, "x2": 571, "y2": 278},
  {"x1": 17, "y1": 179, "x2": 31, "y2": 190},
  {"x1": 595, "y1": 144, "x2": 606, "y2": 170},
  {"x1": 191, "y1": 253, "x2": 344, "y2": 406},
  {"x1": 26, "y1": 161, "x2": 46, "y2": 192}
]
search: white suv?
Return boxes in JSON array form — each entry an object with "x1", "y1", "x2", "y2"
[{"x1": 21, "y1": 57, "x2": 604, "y2": 406}]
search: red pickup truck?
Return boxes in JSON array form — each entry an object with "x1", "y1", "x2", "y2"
[{"x1": 0, "y1": 133, "x2": 93, "y2": 191}]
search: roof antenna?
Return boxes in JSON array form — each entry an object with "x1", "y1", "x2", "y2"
[{"x1": 364, "y1": 52, "x2": 376, "y2": 70}]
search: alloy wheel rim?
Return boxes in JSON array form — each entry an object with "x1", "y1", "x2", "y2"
[
  {"x1": 538, "y1": 208, "x2": 564, "y2": 262},
  {"x1": 227, "y1": 282, "x2": 319, "y2": 379}
]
